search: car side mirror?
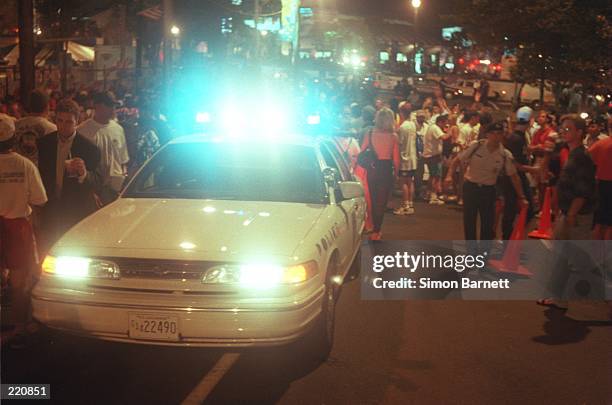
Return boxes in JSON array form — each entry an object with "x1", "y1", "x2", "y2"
[
  {"x1": 323, "y1": 167, "x2": 338, "y2": 187},
  {"x1": 339, "y1": 181, "x2": 364, "y2": 200}
]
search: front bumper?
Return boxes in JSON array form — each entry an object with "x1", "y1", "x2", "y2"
[{"x1": 31, "y1": 289, "x2": 324, "y2": 347}]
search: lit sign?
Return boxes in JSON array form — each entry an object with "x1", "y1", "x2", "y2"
[{"x1": 299, "y1": 7, "x2": 313, "y2": 17}]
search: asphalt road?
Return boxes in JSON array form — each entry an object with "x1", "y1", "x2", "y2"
[{"x1": 2, "y1": 201, "x2": 610, "y2": 404}]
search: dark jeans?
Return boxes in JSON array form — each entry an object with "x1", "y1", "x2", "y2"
[
  {"x1": 367, "y1": 160, "x2": 394, "y2": 233},
  {"x1": 501, "y1": 174, "x2": 534, "y2": 240},
  {"x1": 463, "y1": 180, "x2": 496, "y2": 253}
]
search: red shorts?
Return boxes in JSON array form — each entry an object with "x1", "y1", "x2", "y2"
[{"x1": 0, "y1": 217, "x2": 37, "y2": 271}]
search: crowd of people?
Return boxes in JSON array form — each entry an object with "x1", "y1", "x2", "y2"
[
  {"x1": 333, "y1": 85, "x2": 611, "y2": 250},
  {"x1": 1, "y1": 76, "x2": 611, "y2": 344},
  {"x1": 333, "y1": 87, "x2": 610, "y2": 312},
  {"x1": 0, "y1": 88, "x2": 169, "y2": 346}
]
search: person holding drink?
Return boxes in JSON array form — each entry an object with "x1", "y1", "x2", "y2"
[{"x1": 36, "y1": 99, "x2": 101, "y2": 250}]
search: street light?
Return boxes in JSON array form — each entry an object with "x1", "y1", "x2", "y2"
[
  {"x1": 411, "y1": 0, "x2": 421, "y2": 8},
  {"x1": 170, "y1": 25, "x2": 180, "y2": 36}
]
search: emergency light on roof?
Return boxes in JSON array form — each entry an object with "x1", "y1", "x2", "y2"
[
  {"x1": 196, "y1": 112, "x2": 211, "y2": 123},
  {"x1": 307, "y1": 115, "x2": 321, "y2": 125}
]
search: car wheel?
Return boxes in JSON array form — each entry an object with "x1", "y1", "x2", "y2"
[{"x1": 302, "y1": 258, "x2": 339, "y2": 362}]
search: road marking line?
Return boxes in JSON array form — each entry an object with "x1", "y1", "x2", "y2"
[{"x1": 181, "y1": 352, "x2": 240, "y2": 405}]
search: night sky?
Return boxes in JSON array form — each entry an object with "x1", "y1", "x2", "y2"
[{"x1": 336, "y1": 0, "x2": 445, "y2": 33}]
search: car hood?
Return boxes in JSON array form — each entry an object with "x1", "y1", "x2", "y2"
[{"x1": 54, "y1": 198, "x2": 325, "y2": 260}]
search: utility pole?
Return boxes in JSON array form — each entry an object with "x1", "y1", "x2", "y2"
[{"x1": 18, "y1": 0, "x2": 35, "y2": 106}]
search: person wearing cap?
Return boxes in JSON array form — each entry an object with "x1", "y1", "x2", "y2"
[
  {"x1": 37, "y1": 99, "x2": 101, "y2": 249},
  {"x1": 445, "y1": 121, "x2": 528, "y2": 254},
  {"x1": 14, "y1": 90, "x2": 57, "y2": 166},
  {"x1": 0, "y1": 113, "x2": 48, "y2": 347},
  {"x1": 584, "y1": 116, "x2": 608, "y2": 148},
  {"x1": 77, "y1": 91, "x2": 129, "y2": 204},
  {"x1": 514, "y1": 106, "x2": 535, "y2": 149}
]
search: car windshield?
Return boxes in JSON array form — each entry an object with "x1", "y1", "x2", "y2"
[{"x1": 124, "y1": 141, "x2": 328, "y2": 204}]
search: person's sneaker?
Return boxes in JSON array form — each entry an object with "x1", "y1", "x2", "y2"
[
  {"x1": 405, "y1": 206, "x2": 415, "y2": 215},
  {"x1": 429, "y1": 198, "x2": 445, "y2": 205},
  {"x1": 393, "y1": 206, "x2": 407, "y2": 215}
]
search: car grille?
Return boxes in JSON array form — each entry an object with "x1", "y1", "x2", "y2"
[{"x1": 98, "y1": 258, "x2": 223, "y2": 280}]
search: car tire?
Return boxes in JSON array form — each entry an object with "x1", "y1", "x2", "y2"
[{"x1": 301, "y1": 258, "x2": 339, "y2": 363}]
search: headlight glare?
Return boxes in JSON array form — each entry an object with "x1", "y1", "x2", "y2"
[
  {"x1": 201, "y1": 261, "x2": 318, "y2": 288},
  {"x1": 42, "y1": 255, "x2": 120, "y2": 279}
]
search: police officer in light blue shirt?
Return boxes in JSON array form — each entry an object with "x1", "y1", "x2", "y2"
[{"x1": 446, "y1": 121, "x2": 528, "y2": 255}]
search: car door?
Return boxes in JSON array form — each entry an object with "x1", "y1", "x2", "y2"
[{"x1": 320, "y1": 142, "x2": 365, "y2": 266}]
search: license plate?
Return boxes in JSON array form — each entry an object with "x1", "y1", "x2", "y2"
[{"x1": 128, "y1": 313, "x2": 179, "y2": 341}]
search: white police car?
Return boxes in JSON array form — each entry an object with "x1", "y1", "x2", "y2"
[{"x1": 32, "y1": 134, "x2": 365, "y2": 359}]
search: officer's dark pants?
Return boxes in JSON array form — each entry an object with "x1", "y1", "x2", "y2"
[{"x1": 463, "y1": 180, "x2": 496, "y2": 254}]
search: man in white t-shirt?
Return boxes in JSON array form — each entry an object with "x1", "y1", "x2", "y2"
[
  {"x1": 394, "y1": 103, "x2": 418, "y2": 215},
  {"x1": 423, "y1": 115, "x2": 451, "y2": 204},
  {"x1": 77, "y1": 91, "x2": 129, "y2": 203},
  {"x1": 0, "y1": 113, "x2": 48, "y2": 347},
  {"x1": 15, "y1": 90, "x2": 57, "y2": 165},
  {"x1": 457, "y1": 111, "x2": 480, "y2": 148}
]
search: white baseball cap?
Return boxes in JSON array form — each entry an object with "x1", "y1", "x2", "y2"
[
  {"x1": 516, "y1": 106, "x2": 534, "y2": 123},
  {"x1": 0, "y1": 113, "x2": 16, "y2": 142}
]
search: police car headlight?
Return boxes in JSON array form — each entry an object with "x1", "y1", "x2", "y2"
[
  {"x1": 201, "y1": 261, "x2": 318, "y2": 289},
  {"x1": 42, "y1": 256, "x2": 120, "y2": 279}
]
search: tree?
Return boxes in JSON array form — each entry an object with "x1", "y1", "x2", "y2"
[{"x1": 448, "y1": 0, "x2": 611, "y2": 106}]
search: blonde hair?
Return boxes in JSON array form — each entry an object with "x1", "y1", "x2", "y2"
[{"x1": 374, "y1": 107, "x2": 395, "y2": 132}]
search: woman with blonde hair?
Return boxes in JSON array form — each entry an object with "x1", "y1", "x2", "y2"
[{"x1": 358, "y1": 107, "x2": 400, "y2": 240}]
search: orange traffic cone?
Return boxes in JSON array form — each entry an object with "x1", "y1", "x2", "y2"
[
  {"x1": 528, "y1": 186, "x2": 553, "y2": 239},
  {"x1": 489, "y1": 206, "x2": 533, "y2": 276}
]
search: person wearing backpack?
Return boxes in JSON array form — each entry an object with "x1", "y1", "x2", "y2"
[{"x1": 445, "y1": 121, "x2": 528, "y2": 255}]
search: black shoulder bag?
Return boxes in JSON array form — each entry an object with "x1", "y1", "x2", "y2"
[{"x1": 357, "y1": 130, "x2": 378, "y2": 169}]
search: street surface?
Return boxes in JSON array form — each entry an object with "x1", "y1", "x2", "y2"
[{"x1": 2, "y1": 201, "x2": 610, "y2": 404}]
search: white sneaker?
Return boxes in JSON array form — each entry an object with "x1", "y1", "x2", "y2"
[
  {"x1": 429, "y1": 198, "x2": 445, "y2": 205},
  {"x1": 405, "y1": 207, "x2": 415, "y2": 215},
  {"x1": 394, "y1": 203, "x2": 411, "y2": 215},
  {"x1": 393, "y1": 206, "x2": 407, "y2": 215}
]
